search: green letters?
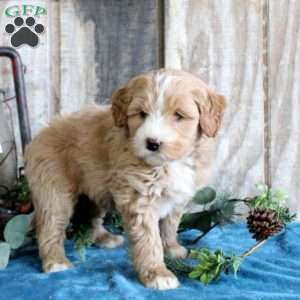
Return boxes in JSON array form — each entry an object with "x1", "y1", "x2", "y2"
[
  {"x1": 23, "y1": 5, "x2": 35, "y2": 16},
  {"x1": 4, "y1": 5, "x2": 47, "y2": 18},
  {"x1": 35, "y1": 6, "x2": 47, "y2": 17},
  {"x1": 5, "y1": 5, "x2": 19, "y2": 17}
]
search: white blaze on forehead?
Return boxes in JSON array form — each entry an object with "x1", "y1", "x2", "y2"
[
  {"x1": 132, "y1": 73, "x2": 178, "y2": 165},
  {"x1": 143, "y1": 112, "x2": 175, "y2": 142},
  {"x1": 155, "y1": 73, "x2": 174, "y2": 110}
]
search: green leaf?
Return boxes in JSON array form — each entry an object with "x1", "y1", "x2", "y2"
[
  {"x1": 165, "y1": 257, "x2": 194, "y2": 274},
  {"x1": 190, "y1": 248, "x2": 210, "y2": 260},
  {"x1": 4, "y1": 213, "x2": 33, "y2": 249},
  {"x1": 189, "y1": 270, "x2": 202, "y2": 279},
  {"x1": 200, "y1": 272, "x2": 210, "y2": 285},
  {"x1": 199, "y1": 252, "x2": 210, "y2": 262},
  {"x1": 0, "y1": 242, "x2": 11, "y2": 269},
  {"x1": 214, "y1": 263, "x2": 223, "y2": 276},
  {"x1": 256, "y1": 182, "x2": 268, "y2": 194},
  {"x1": 232, "y1": 256, "x2": 243, "y2": 278},
  {"x1": 271, "y1": 189, "x2": 288, "y2": 204},
  {"x1": 180, "y1": 212, "x2": 212, "y2": 233},
  {"x1": 193, "y1": 187, "x2": 217, "y2": 205},
  {"x1": 215, "y1": 249, "x2": 224, "y2": 257}
]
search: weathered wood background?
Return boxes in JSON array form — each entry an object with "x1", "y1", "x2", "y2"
[{"x1": 0, "y1": 0, "x2": 299, "y2": 215}]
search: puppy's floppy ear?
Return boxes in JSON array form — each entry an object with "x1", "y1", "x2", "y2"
[
  {"x1": 196, "y1": 90, "x2": 226, "y2": 138},
  {"x1": 111, "y1": 86, "x2": 132, "y2": 127}
]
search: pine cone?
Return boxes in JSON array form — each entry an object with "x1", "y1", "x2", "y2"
[{"x1": 247, "y1": 208, "x2": 284, "y2": 241}]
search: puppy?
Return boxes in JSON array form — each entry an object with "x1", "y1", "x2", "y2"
[{"x1": 25, "y1": 69, "x2": 226, "y2": 290}]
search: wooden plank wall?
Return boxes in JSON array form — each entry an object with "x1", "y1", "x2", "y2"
[
  {"x1": 0, "y1": 0, "x2": 159, "y2": 132},
  {"x1": 165, "y1": 0, "x2": 300, "y2": 214},
  {"x1": 165, "y1": 0, "x2": 265, "y2": 198},
  {"x1": 59, "y1": 0, "x2": 159, "y2": 113},
  {"x1": 0, "y1": 0, "x2": 159, "y2": 164},
  {"x1": 269, "y1": 0, "x2": 300, "y2": 213},
  {"x1": 0, "y1": 0, "x2": 299, "y2": 214}
]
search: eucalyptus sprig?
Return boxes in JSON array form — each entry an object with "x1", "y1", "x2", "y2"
[{"x1": 180, "y1": 187, "x2": 246, "y2": 244}]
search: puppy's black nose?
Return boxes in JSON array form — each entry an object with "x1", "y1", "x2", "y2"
[{"x1": 146, "y1": 138, "x2": 161, "y2": 152}]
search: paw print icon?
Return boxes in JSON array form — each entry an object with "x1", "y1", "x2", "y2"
[{"x1": 5, "y1": 17, "x2": 45, "y2": 48}]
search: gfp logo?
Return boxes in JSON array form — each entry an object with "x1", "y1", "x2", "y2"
[{"x1": 4, "y1": 5, "x2": 47, "y2": 48}]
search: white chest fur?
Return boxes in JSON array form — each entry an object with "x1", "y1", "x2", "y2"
[
  {"x1": 126, "y1": 158, "x2": 197, "y2": 219},
  {"x1": 158, "y1": 159, "x2": 196, "y2": 219}
]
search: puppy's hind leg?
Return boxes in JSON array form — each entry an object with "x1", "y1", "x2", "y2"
[
  {"x1": 34, "y1": 188, "x2": 74, "y2": 273},
  {"x1": 92, "y1": 216, "x2": 124, "y2": 248}
]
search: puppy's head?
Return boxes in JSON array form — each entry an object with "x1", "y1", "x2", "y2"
[{"x1": 112, "y1": 69, "x2": 226, "y2": 166}]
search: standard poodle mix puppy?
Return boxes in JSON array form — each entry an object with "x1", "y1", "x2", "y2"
[{"x1": 25, "y1": 69, "x2": 226, "y2": 290}]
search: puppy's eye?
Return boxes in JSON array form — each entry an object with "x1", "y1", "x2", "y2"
[
  {"x1": 174, "y1": 112, "x2": 184, "y2": 121},
  {"x1": 139, "y1": 111, "x2": 148, "y2": 119}
]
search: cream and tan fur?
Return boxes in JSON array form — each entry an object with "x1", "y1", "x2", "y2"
[{"x1": 25, "y1": 69, "x2": 226, "y2": 290}]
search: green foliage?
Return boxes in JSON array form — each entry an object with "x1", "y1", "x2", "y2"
[
  {"x1": 170, "y1": 183, "x2": 295, "y2": 286},
  {"x1": 180, "y1": 190, "x2": 243, "y2": 238},
  {"x1": 0, "y1": 242, "x2": 10, "y2": 269},
  {"x1": 3, "y1": 213, "x2": 33, "y2": 249},
  {"x1": 210, "y1": 194, "x2": 239, "y2": 225},
  {"x1": 109, "y1": 210, "x2": 123, "y2": 233},
  {"x1": 0, "y1": 212, "x2": 33, "y2": 269},
  {"x1": 165, "y1": 256, "x2": 194, "y2": 275},
  {"x1": 253, "y1": 183, "x2": 287, "y2": 209},
  {"x1": 74, "y1": 225, "x2": 93, "y2": 261},
  {"x1": 250, "y1": 183, "x2": 296, "y2": 225},
  {"x1": 1, "y1": 176, "x2": 31, "y2": 203},
  {"x1": 15, "y1": 177, "x2": 31, "y2": 203},
  {"x1": 180, "y1": 211, "x2": 213, "y2": 233},
  {"x1": 193, "y1": 187, "x2": 217, "y2": 205},
  {"x1": 189, "y1": 249, "x2": 228, "y2": 284},
  {"x1": 231, "y1": 255, "x2": 243, "y2": 278},
  {"x1": 188, "y1": 248, "x2": 243, "y2": 285}
]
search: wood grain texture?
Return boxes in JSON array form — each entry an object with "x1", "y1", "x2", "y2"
[
  {"x1": 269, "y1": 0, "x2": 300, "y2": 214},
  {"x1": 59, "y1": 0, "x2": 159, "y2": 113},
  {"x1": 165, "y1": 0, "x2": 265, "y2": 197}
]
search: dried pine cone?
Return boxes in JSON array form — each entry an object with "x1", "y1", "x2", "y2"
[{"x1": 247, "y1": 208, "x2": 284, "y2": 241}]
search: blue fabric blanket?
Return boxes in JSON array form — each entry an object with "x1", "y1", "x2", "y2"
[{"x1": 0, "y1": 223, "x2": 299, "y2": 300}]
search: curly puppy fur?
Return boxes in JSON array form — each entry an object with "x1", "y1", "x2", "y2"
[{"x1": 25, "y1": 69, "x2": 226, "y2": 290}]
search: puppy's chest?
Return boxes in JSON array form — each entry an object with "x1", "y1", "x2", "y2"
[
  {"x1": 135, "y1": 160, "x2": 197, "y2": 219},
  {"x1": 159, "y1": 160, "x2": 196, "y2": 218}
]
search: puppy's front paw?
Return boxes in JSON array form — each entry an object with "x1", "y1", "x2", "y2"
[
  {"x1": 141, "y1": 266, "x2": 180, "y2": 290},
  {"x1": 147, "y1": 273, "x2": 180, "y2": 290},
  {"x1": 47, "y1": 263, "x2": 72, "y2": 273},
  {"x1": 165, "y1": 244, "x2": 188, "y2": 259},
  {"x1": 43, "y1": 258, "x2": 73, "y2": 273}
]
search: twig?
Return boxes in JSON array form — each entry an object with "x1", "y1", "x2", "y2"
[
  {"x1": 191, "y1": 222, "x2": 219, "y2": 244},
  {"x1": 227, "y1": 198, "x2": 252, "y2": 204},
  {"x1": 242, "y1": 239, "x2": 267, "y2": 258}
]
